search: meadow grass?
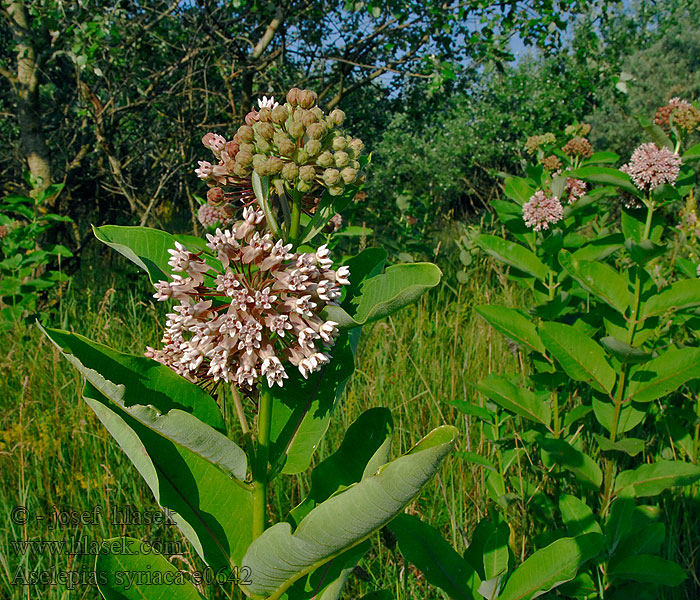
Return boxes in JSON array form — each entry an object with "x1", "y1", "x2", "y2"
[{"x1": 1, "y1": 244, "x2": 698, "y2": 599}]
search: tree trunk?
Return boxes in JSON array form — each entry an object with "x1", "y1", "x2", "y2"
[{"x1": 5, "y1": 1, "x2": 53, "y2": 199}]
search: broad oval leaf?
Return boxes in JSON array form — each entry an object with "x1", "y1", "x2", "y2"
[
  {"x1": 475, "y1": 305, "x2": 546, "y2": 355},
  {"x1": 389, "y1": 514, "x2": 481, "y2": 600},
  {"x1": 323, "y1": 262, "x2": 441, "y2": 329},
  {"x1": 499, "y1": 533, "x2": 605, "y2": 600},
  {"x1": 93, "y1": 225, "x2": 216, "y2": 284},
  {"x1": 607, "y1": 554, "x2": 686, "y2": 586},
  {"x1": 539, "y1": 436, "x2": 603, "y2": 489},
  {"x1": 559, "y1": 251, "x2": 632, "y2": 316},
  {"x1": 240, "y1": 426, "x2": 458, "y2": 599},
  {"x1": 600, "y1": 337, "x2": 653, "y2": 365},
  {"x1": 640, "y1": 279, "x2": 700, "y2": 319},
  {"x1": 682, "y1": 142, "x2": 700, "y2": 163},
  {"x1": 539, "y1": 322, "x2": 616, "y2": 395},
  {"x1": 559, "y1": 495, "x2": 602, "y2": 537},
  {"x1": 476, "y1": 374, "x2": 551, "y2": 427},
  {"x1": 614, "y1": 460, "x2": 700, "y2": 498},
  {"x1": 568, "y1": 166, "x2": 641, "y2": 197},
  {"x1": 475, "y1": 235, "x2": 549, "y2": 281},
  {"x1": 96, "y1": 538, "x2": 206, "y2": 599},
  {"x1": 627, "y1": 347, "x2": 700, "y2": 403}
]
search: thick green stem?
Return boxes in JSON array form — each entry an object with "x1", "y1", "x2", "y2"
[
  {"x1": 551, "y1": 390, "x2": 560, "y2": 438},
  {"x1": 252, "y1": 387, "x2": 273, "y2": 540},
  {"x1": 287, "y1": 188, "x2": 303, "y2": 249},
  {"x1": 600, "y1": 197, "x2": 654, "y2": 515}
]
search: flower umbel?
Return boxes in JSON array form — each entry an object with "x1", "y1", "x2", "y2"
[
  {"x1": 620, "y1": 143, "x2": 682, "y2": 191},
  {"x1": 523, "y1": 191, "x2": 563, "y2": 231},
  {"x1": 147, "y1": 208, "x2": 348, "y2": 389}
]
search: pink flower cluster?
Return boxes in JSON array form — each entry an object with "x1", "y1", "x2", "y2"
[
  {"x1": 565, "y1": 177, "x2": 587, "y2": 204},
  {"x1": 197, "y1": 203, "x2": 233, "y2": 229},
  {"x1": 522, "y1": 191, "x2": 563, "y2": 232},
  {"x1": 146, "y1": 207, "x2": 349, "y2": 389},
  {"x1": 620, "y1": 143, "x2": 682, "y2": 191}
]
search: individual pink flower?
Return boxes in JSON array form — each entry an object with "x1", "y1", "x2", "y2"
[
  {"x1": 147, "y1": 208, "x2": 348, "y2": 389},
  {"x1": 565, "y1": 177, "x2": 587, "y2": 204},
  {"x1": 620, "y1": 143, "x2": 682, "y2": 191},
  {"x1": 522, "y1": 191, "x2": 563, "y2": 231}
]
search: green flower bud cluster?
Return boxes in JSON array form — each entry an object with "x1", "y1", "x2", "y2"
[
  {"x1": 525, "y1": 132, "x2": 556, "y2": 155},
  {"x1": 229, "y1": 88, "x2": 364, "y2": 197}
]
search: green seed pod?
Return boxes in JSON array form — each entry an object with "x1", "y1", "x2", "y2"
[
  {"x1": 332, "y1": 136, "x2": 347, "y2": 151},
  {"x1": 329, "y1": 109, "x2": 345, "y2": 126},
  {"x1": 340, "y1": 166, "x2": 358, "y2": 184},
  {"x1": 306, "y1": 122, "x2": 326, "y2": 140},
  {"x1": 305, "y1": 139, "x2": 322, "y2": 156},
  {"x1": 298, "y1": 89, "x2": 317, "y2": 109},
  {"x1": 294, "y1": 148, "x2": 310, "y2": 165},
  {"x1": 317, "y1": 151, "x2": 334, "y2": 168},
  {"x1": 323, "y1": 168, "x2": 340, "y2": 186},
  {"x1": 271, "y1": 105, "x2": 289, "y2": 125},
  {"x1": 299, "y1": 165, "x2": 316, "y2": 182},
  {"x1": 268, "y1": 156, "x2": 284, "y2": 174},
  {"x1": 277, "y1": 138, "x2": 296, "y2": 157},
  {"x1": 281, "y1": 162, "x2": 299, "y2": 181},
  {"x1": 258, "y1": 107, "x2": 272, "y2": 122},
  {"x1": 286, "y1": 87, "x2": 301, "y2": 106},
  {"x1": 334, "y1": 151, "x2": 349, "y2": 168},
  {"x1": 255, "y1": 122, "x2": 275, "y2": 140},
  {"x1": 273, "y1": 177, "x2": 285, "y2": 196},
  {"x1": 296, "y1": 179, "x2": 312, "y2": 193},
  {"x1": 237, "y1": 125, "x2": 254, "y2": 142},
  {"x1": 288, "y1": 121, "x2": 305, "y2": 139},
  {"x1": 328, "y1": 184, "x2": 345, "y2": 196}
]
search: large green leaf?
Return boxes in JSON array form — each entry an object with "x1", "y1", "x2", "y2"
[
  {"x1": 96, "y1": 538, "x2": 206, "y2": 599},
  {"x1": 289, "y1": 408, "x2": 393, "y2": 524},
  {"x1": 476, "y1": 374, "x2": 551, "y2": 426},
  {"x1": 389, "y1": 514, "x2": 481, "y2": 600},
  {"x1": 559, "y1": 495, "x2": 602, "y2": 537},
  {"x1": 241, "y1": 426, "x2": 458, "y2": 599},
  {"x1": 93, "y1": 225, "x2": 216, "y2": 284},
  {"x1": 499, "y1": 533, "x2": 604, "y2": 600},
  {"x1": 571, "y1": 234, "x2": 624, "y2": 262},
  {"x1": 636, "y1": 115, "x2": 673, "y2": 151},
  {"x1": 559, "y1": 251, "x2": 632, "y2": 316},
  {"x1": 568, "y1": 166, "x2": 641, "y2": 197},
  {"x1": 607, "y1": 555, "x2": 686, "y2": 586},
  {"x1": 539, "y1": 322, "x2": 616, "y2": 395},
  {"x1": 539, "y1": 436, "x2": 603, "y2": 490},
  {"x1": 614, "y1": 460, "x2": 700, "y2": 498},
  {"x1": 682, "y1": 142, "x2": 700, "y2": 162},
  {"x1": 504, "y1": 176, "x2": 536, "y2": 205},
  {"x1": 626, "y1": 347, "x2": 700, "y2": 403},
  {"x1": 39, "y1": 327, "x2": 253, "y2": 571},
  {"x1": 323, "y1": 262, "x2": 441, "y2": 329},
  {"x1": 475, "y1": 305, "x2": 546, "y2": 355},
  {"x1": 270, "y1": 331, "x2": 356, "y2": 475},
  {"x1": 475, "y1": 235, "x2": 549, "y2": 281},
  {"x1": 301, "y1": 185, "x2": 357, "y2": 243},
  {"x1": 640, "y1": 279, "x2": 700, "y2": 319}
]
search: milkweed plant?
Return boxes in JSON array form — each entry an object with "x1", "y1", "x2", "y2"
[{"x1": 41, "y1": 88, "x2": 451, "y2": 600}]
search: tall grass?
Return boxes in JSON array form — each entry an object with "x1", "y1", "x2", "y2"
[{"x1": 1, "y1": 245, "x2": 697, "y2": 599}]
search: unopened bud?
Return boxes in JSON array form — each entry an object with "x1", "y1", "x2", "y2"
[
  {"x1": 256, "y1": 122, "x2": 275, "y2": 140},
  {"x1": 296, "y1": 179, "x2": 312, "y2": 193},
  {"x1": 222, "y1": 204, "x2": 236, "y2": 218},
  {"x1": 294, "y1": 148, "x2": 310, "y2": 165},
  {"x1": 305, "y1": 140, "x2": 322, "y2": 156},
  {"x1": 317, "y1": 151, "x2": 334, "y2": 168},
  {"x1": 252, "y1": 154, "x2": 268, "y2": 175},
  {"x1": 237, "y1": 125, "x2": 254, "y2": 142},
  {"x1": 288, "y1": 121, "x2": 305, "y2": 139},
  {"x1": 323, "y1": 168, "x2": 340, "y2": 186},
  {"x1": 233, "y1": 162, "x2": 250, "y2": 178},
  {"x1": 277, "y1": 139, "x2": 296, "y2": 157},
  {"x1": 224, "y1": 141, "x2": 240, "y2": 158},
  {"x1": 281, "y1": 162, "x2": 299, "y2": 181},
  {"x1": 271, "y1": 105, "x2": 289, "y2": 125},
  {"x1": 245, "y1": 110, "x2": 259, "y2": 126},
  {"x1": 329, "y1": 109, "x2": 345, "y2": 125},
  {"x1": 299, "y1": 165, "x2": 316, "y2": 182},
  {"x1": 207, "y1": 187, "x2": 225, "y2": 205},
  {"x1": 268, "y1": 156, "x2": 284, "y2": 174},
  {"x1": 286, "y1": 87, "x2": 301, "y2": 106},
  {"x1": 302, "y1": 110, "x2": 318, "y2": 126},
  {"x1": 306, "y1": 123, "x2": 326, "y2": 140},
  {"x1": 340, "y1": 167, "x2": 358, "y2": 184},
  {"x1": 255, "y1": 138, "x2": 271, "y2": 153},
  {"x1": 298, "y1": 89, "x2": 317, "y2": 109},
  {"x1": 235, "y1": 150, "x2": 253, "y2": 167},
  {"x1": 334, "y1": 151, "x2": 349, "y2": 168},
  {"x1": 348, "y1": 138, "x2": 364, "y2": 158},
  {"x1": 239, "y1": 142, "x2": 255, "y2": 155},
  {"x1": 332, "y1": 136, "x2": 347, "y2": 151},
  {"x1": 258, "y1": 107, "x2": 272, "y2": 122},
  {"x1": 328, "y1": 184, "x2": 345, "y2": 196}
]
